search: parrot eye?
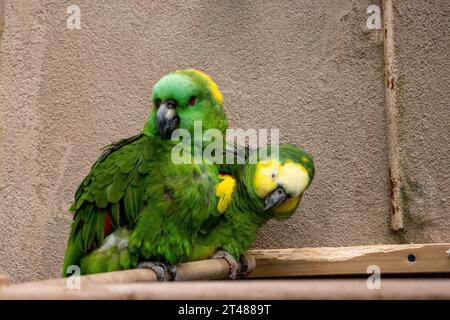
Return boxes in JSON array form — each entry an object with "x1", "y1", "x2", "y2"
[
  {"x1": 155, "y1": 99, "x2": 161, "y2": 108},
  {"x1": 188, "y1": 96, "x2": 197, "y2": 107},
  {"x1": 271, "y1": 170, "x2": 278, "y2": 180}
]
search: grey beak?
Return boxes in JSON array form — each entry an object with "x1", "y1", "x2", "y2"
[
  {"x1": 264, "y1": 186, "x2": 290, "y2": 211},
  {"x1": 156, "y1": 100, "x2": 179, "y2": 139}
]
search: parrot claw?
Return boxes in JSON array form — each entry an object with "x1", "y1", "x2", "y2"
[
  {"x1": 212, "y1": 250, "x2": 240, "y2": 280},
  {"x1": 137, "y1": 261, "x2": 179, "y2": 282},
  {"x1": 168, "y1": 265, "x2": 178, "y2": 281},
  {"x1": 238, "y1": 253, "x2": 256, "y2": 277},
  {"x1": 138, "y1": 261, "x2": 168, "y2": 282}
]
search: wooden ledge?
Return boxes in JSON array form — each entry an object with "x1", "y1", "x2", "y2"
[
  {"x1": 248, "y1": 243, "x2": 450, "y2": 277},
  {"x1": 1, "y1": 243, "x2": 449, "y2": 299}
]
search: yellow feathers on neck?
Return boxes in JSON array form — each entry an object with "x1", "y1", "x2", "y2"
[
  {"x1": 215, "y1": 174, "x2": 236, "y2": 213},
  {"x1": 272, "y1": 196, "x2": 300, "y2": 214}
]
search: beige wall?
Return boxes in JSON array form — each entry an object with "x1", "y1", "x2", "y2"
[{"x1": 0, "y1": 0, "x2": 448, "y2": 283}]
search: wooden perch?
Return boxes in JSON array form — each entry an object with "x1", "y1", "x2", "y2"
[
  {"x1": 0, "y1": 274, "x2": 9, "y2": 287},
  {"x1": 1, "y1": 243, "x2": 449, "y2": 299},
  {"x1": 4, "y1": 279, "x2": 450, "y2": 300},
  {"x1": 12, "y1": 258, "x2": 231, "y2": 290}
]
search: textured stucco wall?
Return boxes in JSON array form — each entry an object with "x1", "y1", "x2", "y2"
[
  {"x1": 393, "y1": 1, "x2": 450, "y2": 242},
  {"x1": 0, "y1": 0, "x2": 448, "y2": 283}
]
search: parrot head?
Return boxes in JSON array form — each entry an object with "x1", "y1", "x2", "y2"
[
  {"x1": 246, "y1": 144, "x2": 315, "y2": 220},
  {"x1": 145, "y1": 69, "x2": 228, "y2": 140}
]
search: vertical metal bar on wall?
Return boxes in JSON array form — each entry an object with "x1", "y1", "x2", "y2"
[
  {"x1": 382, "y1": 0, "x2": 404, "y2": 231},
  {"x1": 0, "y1": 0, "x2": 4, "y2": 36}
]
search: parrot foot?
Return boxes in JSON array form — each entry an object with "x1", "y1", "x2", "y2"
[
  {"x1": 238, "y1": 253, "x2": 256, "y2": 277},
  {"x1": 168, "y1": 265, "x2": 178, "y2": 281},
  {"x1": 138, "y1": 261, "x2": 166, "y2": 281},
  {"x1": 137, "y1": 261, "x2": 178, "y2": 282},
  {"x1": 212, "y1": 250, "x2": 240, "y2": 280}
]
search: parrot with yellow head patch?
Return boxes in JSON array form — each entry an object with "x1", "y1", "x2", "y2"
[
  {"x1": 187, "y1": 143, "x2": 315, "y2": 278},
  {"x1": 62, "y1": 69, "x2": 229, "y2": 278}
]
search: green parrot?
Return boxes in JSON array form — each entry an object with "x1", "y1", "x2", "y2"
[
  {"x1": 62, "y1": 69, "x2": 228, "y2": 277},
  {"x1": 187, "y1": 143, "x2": 315, "y2": 277},
  {"x1": 80, "y1": 143, "x2": 315, "y2": 279}
]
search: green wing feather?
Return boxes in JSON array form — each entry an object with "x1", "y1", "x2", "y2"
[
  {"x1": 62, "y1": 133, "x2": 152, "y2": 276},
  {"x1": 64, "y1": 133, "x2": 225, "y2": 275}
]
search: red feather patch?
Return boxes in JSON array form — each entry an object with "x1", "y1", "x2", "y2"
[
  {"x1": 87, "y1": 210, "x2": 114, "y2": 253},
  {"x1": 104, "y1": 210, "x2": 113, "y2": 236}
]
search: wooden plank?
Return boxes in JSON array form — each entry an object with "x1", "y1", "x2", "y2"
[
  {"x1": 248, "y1": 243, "x2": 450, "y2": 277},
  {"x1": 0, "y1": 274, "x2": 9, "y2": 287},
  {"x1": 2, "y1": 279, "x2": 450, "y2": 300}
]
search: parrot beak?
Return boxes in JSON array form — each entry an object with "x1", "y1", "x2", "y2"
[
  {"x1": 264, "y1": 186, "x2": 290, "y2": 211},
  {"x1": 156, "y1": 100, "x2": 180, "y2": 139}
]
